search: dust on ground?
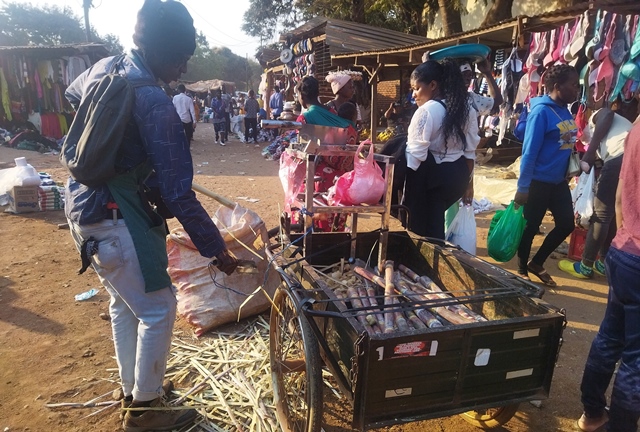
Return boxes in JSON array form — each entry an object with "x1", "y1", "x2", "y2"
[{"x1": 0, "y1": 122, "x2": 609, "y2": 431}]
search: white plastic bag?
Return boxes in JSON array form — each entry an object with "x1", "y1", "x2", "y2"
[
  {"x1": 445, "y1": 204, "x2": 477, "y2": 255},
  {"x1": 572, "y1": 170, "x2": 595, "y2": 229}
]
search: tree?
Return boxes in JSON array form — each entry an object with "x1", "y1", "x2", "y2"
[
  {"x1": 480, "y1": 0, "x2": 515, "y2": 27},
  {"x1": 242, "y1": 0, "x2": 471, "y2": 40},
  {"x1": 181, "y1": 32, "x2": 262, "y2": 90},
  {"x1": 242, "y1": 0, "x2": 302, "y2": 43},
  {"x1": 0, "y1": 2, "x2": 123, "y2": 54}
]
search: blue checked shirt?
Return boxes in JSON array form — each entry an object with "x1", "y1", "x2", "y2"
[{"x1": 64, "y1": 50, "x2": 225, "y2": 258}]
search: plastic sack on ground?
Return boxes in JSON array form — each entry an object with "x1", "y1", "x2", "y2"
[
  {"x1": 279, "y1": 151, "x2": 305, "y2": 213},
  {"x1": 445, "y1": 205, "x2": 477, "y2": 255},
  {"x1": 167, "y1": 204, "x2": 280, "y2": 336},
  {"x1": 328, "y1": 141, "x2": 385, "y2": 205},
  {"x1": 571, "y1": 170, "x2": 595, "y2": 230},
  {"x1": 487, "y1": 200, "x2": 526, "y2": 262}
]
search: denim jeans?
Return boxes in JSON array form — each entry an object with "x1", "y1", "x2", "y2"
[
  {"x1": 580, "y1": 247, "x2": 640, "y2": 432},
  {"x1": 582, "y1": 156, "x2": 622, "y2": 267},
  {"x1": 517, "y1": 180, "x2": 575, "y2": 273},
  {"x1": 69, "y1": 219, "x2": 176, "y2": 401}
]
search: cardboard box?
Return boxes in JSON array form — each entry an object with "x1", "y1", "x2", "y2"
[{"x1": 7, "y1": 186, "x2": 39, "y2": 213}]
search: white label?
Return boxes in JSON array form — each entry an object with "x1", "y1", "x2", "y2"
[
  {"x1": 474, "y1": 348, "x2": 491, "y2": 366},
  {"x1": 376, "y1": 346, "x2": 384, "y2": 361},
  {"x1": 506, "y1": 368, "x2": 534, "y2": 379},
  {"x1": 513, "y1": 328, "x2": 540, "y2": 340},
  {"x1": 385, "y1": 387, "x2": 412, "y2": 398}
]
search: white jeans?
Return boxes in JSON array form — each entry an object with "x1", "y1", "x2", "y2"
[{"x1": 69, "y1": 219, "x2": 176, "y2": 401}]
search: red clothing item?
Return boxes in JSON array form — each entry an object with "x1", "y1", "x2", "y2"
[{"x1": 612, "y1": 120, "x2": 640, "y2": 256}]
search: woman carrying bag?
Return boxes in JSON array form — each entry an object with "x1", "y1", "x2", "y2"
[
  {"x1": 514, "y1": 64, "x2": 580, "y2": 286},
  {"x1": 404, "y1": 59, "x2": 479, "y2": 239}
]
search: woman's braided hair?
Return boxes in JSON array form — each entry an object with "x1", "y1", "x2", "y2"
[
  {"x1": 543, "y1": 64, "x2": 578, "y2": 91},
  {"x1": 411, "y1": 59, "x2": 470, "y2": 154}
]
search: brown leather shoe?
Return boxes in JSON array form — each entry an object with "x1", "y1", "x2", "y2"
[
  {"x1": 122, "y1": 397, "x2": 197, "y2": 432},
  {"x1": 577, "y1": 411, "x2": 609, "y2": 432},
  {"x1": 116, "y1": 379, "x2": 175, "y2": 420}
]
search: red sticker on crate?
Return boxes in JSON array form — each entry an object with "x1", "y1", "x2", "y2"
[{"x1": 392, "y1": 340, "x2": 438, "y2": 358}]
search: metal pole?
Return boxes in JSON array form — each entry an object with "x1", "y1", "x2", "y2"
[{"x1": 83, "y1": 0, "x2": 92, "y2": 42}]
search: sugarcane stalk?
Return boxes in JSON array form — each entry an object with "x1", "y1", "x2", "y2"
[
  {"x1": 398, "y1": 264, "x2": 421, "y2": 282},
  {"x1": 346, "y1": 284, "x2": 378, "y2": 334},
  {"x1": 392, "y1": 297, "x2": 409, "y2": 332},
  {"x1": 403, "y1": 282, "x2": 472, "y2": 325},
  {"x1": 356, "y1": 284, "x2": 379, "y2": 326},
  {"x1": 353, "y1": 265, "x2": 386, "y2": 289},
  {"x1": 399, "y1": 265, "x2": 487, "y2": 323},
  {"x1": 395, "y1": 280, "x2": 443, "y2": 328},
  {"x1": 364, "y1": 281, "x2": 385, "y2": 327},
  {"x1": 409, "y1": 281, "x2": 487, "y2": 322},
  {"x1": 384, "y1": 261, "x2": 396, "y2": 333},
  {"x1": 405, "y1": 309, "x2": 427, "y2": 330}
]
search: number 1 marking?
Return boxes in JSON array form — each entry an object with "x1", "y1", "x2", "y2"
[{"x1": 376, "y1": 346, "x2": 384, "y2": 361}]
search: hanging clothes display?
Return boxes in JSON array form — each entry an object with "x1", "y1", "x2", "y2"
[
  {"x1": 495, "y1": 8, "x2": 640, "y2": 145},
  {"x1": 0, "y1": 48, "x2": 99, "y2": 143}
]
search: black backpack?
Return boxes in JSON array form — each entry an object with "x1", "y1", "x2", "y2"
[{"x1": 61, "y1": 55, "x2": 158, "y2": 187}]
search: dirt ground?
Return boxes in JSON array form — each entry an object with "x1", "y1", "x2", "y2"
[{"x1": 0, "y1": 122, "x2": 611, "y2": 432}]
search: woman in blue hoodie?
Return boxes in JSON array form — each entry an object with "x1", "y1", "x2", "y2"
[{"x1": 514, "y1": 64, "x2": 580, "y2": 286}]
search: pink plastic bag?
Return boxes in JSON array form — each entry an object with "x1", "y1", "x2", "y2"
[
  {"x1": 329, "y1": 141, "x2": 386, "y2": 205},
  {"x1": 279, "y1": 151, "x2": 305, "y2": 212}
]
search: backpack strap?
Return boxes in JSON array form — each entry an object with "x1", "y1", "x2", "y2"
[{"x1": 110, "y1": 54, "x2": 159, "y2": 88}]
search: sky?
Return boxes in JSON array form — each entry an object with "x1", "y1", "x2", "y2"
[{"x1": 20, "y1": 0, "x2": 267, "y2": 58}]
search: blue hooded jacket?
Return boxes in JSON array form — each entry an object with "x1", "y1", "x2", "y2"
[{"x1": 517, "y1": 95, "x2": 578, "y2": 193}]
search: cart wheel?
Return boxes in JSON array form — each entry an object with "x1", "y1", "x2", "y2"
[
  {"x1": 459, "y1": 404, "x2": 519, "y2": 429},
  {"x1": 270, "y1": 286, "x2": 323, "y2": 432}
]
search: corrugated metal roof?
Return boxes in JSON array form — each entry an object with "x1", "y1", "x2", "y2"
[
  {"x1": 0, "y1": 43, "x2": 109, "y2": 58},
  {"x1": 324, "y1": 19, "x2": 428, "y2": 54},
  {"x1": 278, "y1": 16, "x2": 427, "y2": 55}
]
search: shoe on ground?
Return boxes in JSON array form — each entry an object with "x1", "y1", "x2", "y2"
[
  {"x1": 594, "y1": 259, "x2": 606, "y2": 277},
  {"x1": 117, "y1": 379, "x2": 175, "y2": 420},
  {"x1": 577, "y1": 411, "x2": 608, "y2": 432},
  {"x1": 123, "y1": 397, "x2": 197, "y2": 432},
  {"x1": 558, "y1": 260, "x2": 593, "y2": 279},
  {"x1": 214, "y1": 139, "x2": 218, "y2": 144},
  {"x1": 219, "y1": 141, "x2": 226, "y2": 146}
]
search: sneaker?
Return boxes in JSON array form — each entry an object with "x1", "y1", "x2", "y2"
[
  {"x1": 577, "y1": 411, "x2": 608, "y2": 431},
  {"x1": 558, "y1": 259, "x2": 593, "y2": 279},
  {"x1": 594, "y1": 259, "x2": 606, "y2": 277},
  {"x1": 117, "y1": 379, "x2": 174, "y2": 420},
  {"x1": 123, "y1": 397, "x2": 197, "y2": 432},
  {"x1": 219, "y1": 141, "x2": 226, "y2": 146},
  {"x1": 214, "y1": 139, "x2": 219, "y2": 144}
]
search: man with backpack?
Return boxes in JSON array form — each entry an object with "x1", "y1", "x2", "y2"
[{"x1": 62, "y1": 1, "x2": 237, "y2": 430}]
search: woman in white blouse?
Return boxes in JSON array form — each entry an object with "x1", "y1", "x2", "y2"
[{"x1": 404, "y1": 59, "x2": 479, "y2": 238}]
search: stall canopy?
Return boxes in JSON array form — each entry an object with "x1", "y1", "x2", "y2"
[
  {"x1": 0, "y1": 43, "x2": 109, "y2": 63},
  {"x1": 260, "y1": 16, "x2": 428, "y2": 69},
  {"x1": 184, "y1": 79, "x2": 235, "y2": 94}
]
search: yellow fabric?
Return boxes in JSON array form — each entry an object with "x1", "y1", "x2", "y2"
[{"x1": 0, "y1": 68, "x2": 12, "y2": 121}]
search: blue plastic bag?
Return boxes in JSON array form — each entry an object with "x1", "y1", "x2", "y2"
[{"x1": 487, "y1": 201, "x2": 526, "y2": 262}]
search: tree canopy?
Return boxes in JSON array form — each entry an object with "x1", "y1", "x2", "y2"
[
  {"x1": 242, "y1": 0, "x2": 468, "y2": 40},
  {"x1": 0, "y1": 2, "x2": 123, "y2": 54},
  {"x1": 181, "y1": 32, "x2": 263, "y2": 91}
]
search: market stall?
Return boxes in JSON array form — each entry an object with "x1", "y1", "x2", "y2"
[
  {"x1": 257, "y1": 17, "x2": 427, "y2": 123},
  {"x1": 331, "y1": 0, "x2": 640, "y2": 147},
  {"x1": 184, "y1": 79, "x2": 235, "y2": 95},
  {"x1": 0, "y1": 43, "x2": 109, "y2": 149}
]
